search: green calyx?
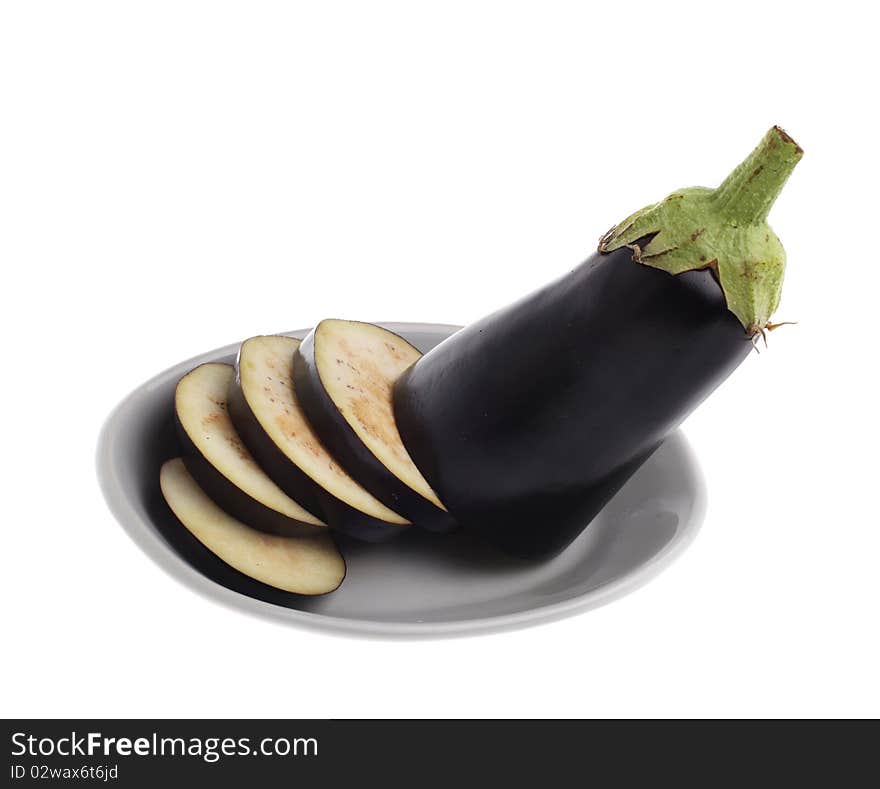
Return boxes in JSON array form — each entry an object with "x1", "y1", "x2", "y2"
[{"x1": 598, "y1": 126, "x2": 803, "y2": 335}]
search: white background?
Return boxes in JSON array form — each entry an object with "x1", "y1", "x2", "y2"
[{"x1": 2, "y1": 1, "x2": 878, "y2": 718}]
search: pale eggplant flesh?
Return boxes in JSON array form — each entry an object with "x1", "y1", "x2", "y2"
[
  {"x1": 159, "y1": 458, "x2": 346, "y2": 595},
  {"x1": 293, "y1": 320, "x2": 456, "y2": 532},
  {"x1": 227, "y1": 335, "x2": 410, "y2": 542},
  {"x1": 174, "y1": 363, "x2": 326, "y2": 537}
]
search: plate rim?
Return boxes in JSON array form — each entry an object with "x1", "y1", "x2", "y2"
[{"x1": 96, "y1": 322, "x2": 707, "y2": 639}]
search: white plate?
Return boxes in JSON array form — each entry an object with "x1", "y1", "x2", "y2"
[{"x1": 97, "y1": 323, "x2": 706, "y2": 638}]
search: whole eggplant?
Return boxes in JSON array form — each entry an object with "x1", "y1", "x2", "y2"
[{"x1": 394, "y1": 126, "x2": 802, "y2": 559}]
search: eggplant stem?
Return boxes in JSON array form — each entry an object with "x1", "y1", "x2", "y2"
[
  {"x1": 599, "y1": 127, "x2": 803, "y2": 332},
  {"x1": 750, "y1": 333, "x2": 763, "y2": 354},
  {"x1": 712, "y1": 127, "x2": 803, "y2": 226},
  {"x1": 765, "y1": 320, "x2": 798, "y2": 332},
  {"x1": 749, "y1": 319, "x2": 797, "y2": 352},
  {"x1": 630, "y1": 243, "x2": 643, "y2": 263}
]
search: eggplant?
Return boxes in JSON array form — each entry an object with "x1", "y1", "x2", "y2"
[
  {"x1": 293, "y1": 320, "x2": 456, "y2": 532},
  {"x1": 174, "y1": 363, "x2": 326, "y2": 537},
  {"x1": 227, "y1": 334, "x2": 410, "y2": 542},
  {"x1": 159, "y1": 459, "x2": 345, "y2": 595},
  {"x1": 394, "y1": 126, "x2": 802, "y2": 559}
]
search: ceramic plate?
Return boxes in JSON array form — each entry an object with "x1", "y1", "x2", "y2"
[{"x1": 97, "y1": 323, "x2": 706, "y2": 638}]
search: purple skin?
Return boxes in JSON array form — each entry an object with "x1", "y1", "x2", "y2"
[{"x1": 394, "y1": 243, "x2": 752, "y2": 559}]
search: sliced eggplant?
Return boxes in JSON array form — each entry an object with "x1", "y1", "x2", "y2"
[
  {"x1": 159, "y1": 458, "x2": 345, "y2": 595},
  {"x1": 227, "y1": 335, "x2": 410, "y2": 541},
  {"x1": 292, "y1": 320, "x2": 456, "y2": 533},
  {"x1": 174, "y1": 363, "x2": 326, "y2": 537}
]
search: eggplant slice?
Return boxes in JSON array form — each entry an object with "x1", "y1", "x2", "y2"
[
  {"x1": 174, "y1": 363, "x2": 326, "y2": 536},
  {"x1": 228, "y1": 335, "x2": 409, "y2": 541},
  {"x1": 293, "y1": 320, "x2": 455, "y2": 532},
  {"x1": 159, "y1": 459, "x2": 345, "y2": 595}
]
